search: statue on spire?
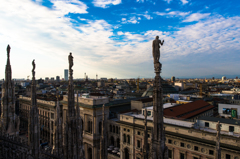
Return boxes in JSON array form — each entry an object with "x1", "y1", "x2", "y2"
[
  {"x1": 152, "y1": 36, "x2": 164, "y2": 64},
  {"x1": 68, "y1": 53, "x2": 73, "y2": 70},
  {"x1": 7, "y1": 45, "x2": 10, "y2": 59},
  {"x1": 32, "y1": 59, "x2": 36, "y2": 77}
]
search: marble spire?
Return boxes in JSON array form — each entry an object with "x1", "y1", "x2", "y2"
[
  {"x1": 151, "y1": 36, "x2": 168, "y2": 159},
  {"x1": 0, "y1": 44, "x2": 20, "y2": 135},
  {"x1": 28, "y1": 59, "x2": 40, "y2": 159},
  {"x1": 63, "y1": 52, "x2": 84, "y2": 159},
  {"x1": 52, "y1": 89, "x2": 63, "y2": 157}
]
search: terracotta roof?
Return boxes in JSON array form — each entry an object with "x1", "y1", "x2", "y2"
[{"x1": 164, "y1": 100, "x2": 214, "y2": 119}]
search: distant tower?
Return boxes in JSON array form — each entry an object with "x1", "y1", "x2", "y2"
[
  {"x1": 52, "y1": 89, "x2": 63, "y2": 157},
  {"x1": 212, "y1": 77, "x2": 215, "y2": 80},
  {"x1": 0, "y1": 45, "x2": 20, "y2": 135},
  {"x1": 96, "y1": 74, "x2": 98, "y2": 80},
  {"x1": 100, "y1": 104, "x2": 107, "y2": 159},
  {"x1": 222, "y1": 76, "x2": 226, "y2": 81},
  {"x1": 28, "y1": 59, "x2": 40, "y2": 159},
  {"x1": 143, "y1": 107, "x2": 149, "y2": 159},
  {"x1": 171, "y1": 76, "x2": 175, "y2": 82},
  {"x1": 63, "y1": 53, "x2": 84, "y2": 159},
  {"x1": 64, "y1": 69, "x2": 68, "y2": 81},
  {"x1": 215, "y1": 121, "x2": 221, "y2": 159},
  {"x1": 151, "y1": 36, "x2": 168, "y2": 159},
  {"x1": 84, "y1": 72, "x2": 86, "y2": 79}
]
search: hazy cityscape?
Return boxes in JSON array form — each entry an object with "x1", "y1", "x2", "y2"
[{"x1": 1, "y1": 0, "x2": 240, "y2": 159}]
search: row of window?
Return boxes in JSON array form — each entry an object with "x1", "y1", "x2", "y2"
[
  {"x1": 205, "y1": 122, "x2": 235, "y2": 132},
  {"x1": 123, "y1": 134, "x2": 130, "y2": 144},
  {"x1": 168, "y1": 139, "x2": 214, "y2": 155},
  {"x1": 109, "y1": 125, "x2": 120, "y2": 134}
]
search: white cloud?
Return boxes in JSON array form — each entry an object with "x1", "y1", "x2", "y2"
[
  {"x1": 183, "y1": 13, "x2": 210, "y2": 22},
  {"x1": 121, "y1": 16, "x2": 139, "y2": 24},
  {"x1": 92, "y1": 0, "x2": 121, "y2": 8},
  {"x1": 51, "y1": 0, "x2": 88, "y2": 15},
  {"x1": 180, "y1": 0, "x2": 189, "y2": 5},
  {"x1": 155, "y1": 11, "x2": 190, "y2": 17},
  {"x1": 136, "y1": 0, "x2": 144, "y2": 2},
  {"x1": 165, "y1": 8, "x2": 171, "y2": 11},
  {"x1": 164, "y1": 0, "x2": 172, "y2": 4}
]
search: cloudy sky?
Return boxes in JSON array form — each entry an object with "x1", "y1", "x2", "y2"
[{"x1": 0, "y1": 0, "x2": 239, "y2": 79}]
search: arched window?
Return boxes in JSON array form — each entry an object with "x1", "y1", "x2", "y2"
[
  {"x1": 127, "y1": 135, "x2": 130, "y2": 144},
  {"x1": 117, "y1": 138, "x2": 120, "y2": 148},
  {"x1": 123, "y1": 134, "x2": 126, "y2": 143},
  {"x1": 110, "y1": 125, "x2": 112, "y2": 132},
  {"x1": 110, "y1": 136, "x2": 114, "y2": 146},
  {"x1": 99, "y1": 122, "x2": 102, "y2": 135},
  {"x1": 116, "y1": 126, "x2": 118, "y2": 134},
  {"x1": 113, "y1": 126, "x2": 115, "y2": 133},
  {"x1": 88, "y1": 121, "x2": 92, "y2": 133},
  {"x1": 124, "y1": 148, "x2": 129, "y2": 159}
]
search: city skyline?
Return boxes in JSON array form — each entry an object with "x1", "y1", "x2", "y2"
[{"x1": 0, "y1": 0, "x2": 240, "y2": 79}]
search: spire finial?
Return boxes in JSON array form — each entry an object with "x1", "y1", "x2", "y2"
[
  {"x1": 7, "y1": 45, "x2": 10, "y2": 59},
  {"x1": 32, "y1": 59, "x2": 36, "y2": 78}
]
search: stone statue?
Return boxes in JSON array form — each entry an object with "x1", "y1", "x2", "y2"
[
  {"x1": 32, "y1": 60, "x2": 35, "y2": 77},
  {"x1": 68, "y1": 52, "x2": 73, "y2": 69},
  {"x1": 7, "y1": 45, "x2": 11, "y2": 59},
  {"x1": 216, "y1": 121, "x2": 221, "y2": 139},
  {"x1": 152, "y1": 36, "x2": 164, "y2": 63}
]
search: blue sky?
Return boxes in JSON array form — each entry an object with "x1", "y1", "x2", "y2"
[{"x1": 0, "y1": 0, "x2": 239, "y2": 79}]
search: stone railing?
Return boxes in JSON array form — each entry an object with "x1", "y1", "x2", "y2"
[{"x1": 19, "y1": 95, "x2": 55, "y2": 106}]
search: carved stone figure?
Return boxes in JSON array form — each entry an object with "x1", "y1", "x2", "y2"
[
  {"x1": 152, "y1": 36, "x2": 164, "y2": 63},
  {"x1": 7, "y1": 45, "x2": 10, "y2": 59},
  {"x1": 68, "y1": 53, "x2": 73, "y2": 69},
  {"x1": 32, "y1": 60, "x2": 35, "y2": 77}
]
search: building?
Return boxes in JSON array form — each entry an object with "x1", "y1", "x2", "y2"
[
  {"x1": 218, "y1": 103, "x2": 240, "y2": 119},
  {"x1": 64, "y1": 69, "x2": 68, "y2": 81},
  {"x1": 56, "y1": 76, "x2": 60, "y2": 82},
  {"x1": 171, "y1": 76, "x2": 175, "y2": 82},
  {"x1": 222, "y1": 76, "x2": 226, "y2": 81}
]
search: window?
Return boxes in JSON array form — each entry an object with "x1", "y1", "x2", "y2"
[
  {"x1": 123, "y1": 134, "x2": 126, "y2": 143},
  {"x1": 168, "y1": 139, "x2": 172, "y2": 144},
  {"x1": 137, "y1": 140, "x2": 141, "y2": 148},
  {"x1": 180, "y1": 142, "x2": 185, "y2": 147},
  {"x1": 143, "y1": 110, "x2": 145, "y2": 115},
  {"x1": 127, "y1": 135, "x2": 130, "y2": 144},
  {"x1": 99, "y1": 122, "x2": 102, "y2": 134},
  {"x1": 148, "y1": 134, "x2": 150, "y2": 138},
  {"x1": 110, "y1": 125, "x2": 112, "y2": 132},
  {"x1": 168, "y1": 149, "x2": 172, "y2": 158},
  {"x1": 116, "y1": 126, "x2": 118, "y2": 134},
  {"x1": 124, "y1": 128, "x2": 126, "y2": 131},
  {"x1": 229, "y1": 126, "x2": 234, "y2": 132},
  {"x1": 138, "y1": 131, "x2": 141, "y2": 135},
  {"x1": 194, "y1": 146, "x2": 198, "y2": 151},
  {"x1": 209, "y1": 150, "x2": 214, "y2": 155},
  {"x1": 127, "y1": 129, "x2": 130, "y2": 132},
  {"x1": 193, "y1": 157, "x2": 198, "y2": 159},
  {"x1": 88, "y1": 121, "x2": 93, "y2": 133},
  {"x1": 113, "y1": 126, "x2": 115, "y2": 133},
  {"x1": 205, "y1": 122, "x2": 209, "y2": 127},
  {"x1": 147, "y1": 111, "x2": 151, "y2": 116},
  {"x1": 180, "y1": 153, "x2": 184, "y2": 159},
  {"x1": 226, "y1": 154, "x2": 231, "y2": 159}
]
